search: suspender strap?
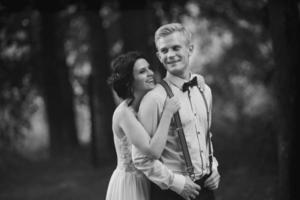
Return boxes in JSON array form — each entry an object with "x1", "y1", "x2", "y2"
[
  {"x1": 160, "y1": 80, "x2": 195, "y2": 179},
  {"x1": 198, "y1": 88, "x2": 213, "y2": 173}
]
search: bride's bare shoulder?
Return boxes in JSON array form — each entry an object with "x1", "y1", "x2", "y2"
[{"x1": 113, "y1": 101, "x2": 133, "y2": 122}]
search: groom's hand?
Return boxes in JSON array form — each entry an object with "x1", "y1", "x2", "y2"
[
  {"x1": 180, "y1": 176, "x2": 200, "y2": 200},
  {"x1": 204, "y1": 169, "x2": 220, "y2": 190}
]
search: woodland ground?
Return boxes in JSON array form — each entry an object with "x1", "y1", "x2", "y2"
[{"x1": 0, "y1": 148, "x2": 277, "y2": 200}]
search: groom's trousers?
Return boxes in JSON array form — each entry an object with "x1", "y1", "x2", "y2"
[{"x1": 150, "y1": 175, "x2": 215, "y2": 200}]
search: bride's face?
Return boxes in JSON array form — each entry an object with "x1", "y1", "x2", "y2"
[{"x1": 132, "y1": 58, "x2": 155, "y2": 94}]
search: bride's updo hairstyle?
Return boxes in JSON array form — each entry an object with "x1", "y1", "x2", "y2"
[{"x1": 108, "y1": 51, "x2": 145, "y2": 101}]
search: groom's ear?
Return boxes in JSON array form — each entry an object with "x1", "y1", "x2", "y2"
[{"x1": 156, "y1": 51, "x2": 162, "y2": 62}]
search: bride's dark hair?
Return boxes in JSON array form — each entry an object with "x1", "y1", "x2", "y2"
[{"x1": 107, "y1": 51, "x2": 146, "y2": 104}]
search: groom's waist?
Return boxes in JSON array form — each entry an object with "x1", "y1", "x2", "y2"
[
  {"x1": 172, "y1": 170, "x2": 211, "y2": 181},
  {"x1": 162, "y1": 139, "x2": 211, "y2": 172},
  {"x1": 160, "y1": 154, "x2": 211, "y2": 179}
]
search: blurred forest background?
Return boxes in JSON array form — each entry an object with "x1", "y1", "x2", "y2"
[{"x1": 0, "y1": 0, "x2": 299, "y2": 200}]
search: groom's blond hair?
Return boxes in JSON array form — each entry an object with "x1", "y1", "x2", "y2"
[{"x1": 154, "y1": 23, "x2": 192, "y2": 48}]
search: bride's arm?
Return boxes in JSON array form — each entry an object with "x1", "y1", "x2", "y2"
[{"x1": 120, "y1": 97, "x2": 179, "y2": 159}]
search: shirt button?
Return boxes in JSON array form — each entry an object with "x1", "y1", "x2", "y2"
[{"x1": 187, "y1": 142, "x2": 191, "y2": 148}]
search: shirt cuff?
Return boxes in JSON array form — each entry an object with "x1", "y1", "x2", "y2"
[
  {"x1": 169, "y1": 174, "x2": 186, "y2": 194},
  {"x1": 212, "y1": 157, "x2": 219, "y2": 170}
]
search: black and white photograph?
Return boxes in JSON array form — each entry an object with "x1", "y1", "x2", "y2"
[{"x1": 0, "y1": 0, "x2": 299, "y2": 200}]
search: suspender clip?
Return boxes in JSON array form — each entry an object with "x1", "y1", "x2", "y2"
[{"x1": 175, "y1": 127, "x2": 183, "y2": 132}]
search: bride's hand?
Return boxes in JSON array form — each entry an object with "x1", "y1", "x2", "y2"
[{"x1": 164, "y1": 97, "x2": 181, "y2": 115}]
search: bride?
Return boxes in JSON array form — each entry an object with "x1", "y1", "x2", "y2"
[{"x1": 105, "y1": 51, "x2": 181, "y2": 200}]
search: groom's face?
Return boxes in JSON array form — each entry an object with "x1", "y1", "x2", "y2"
[{"x1": 156, "y1": 32, "x2": 193, "y2": 77}]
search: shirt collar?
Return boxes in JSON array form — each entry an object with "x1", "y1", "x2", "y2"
[{"x1": 165, "y1": 72, "x2": 197, "y2": 89}]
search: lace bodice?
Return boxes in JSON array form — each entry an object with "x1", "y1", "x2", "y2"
[
  {"x1": 114, "y1": 134, "x2": 137, "y2": 172},
  {"x1": 112, "y1": 101, "x2": 143, "y2": 174}
]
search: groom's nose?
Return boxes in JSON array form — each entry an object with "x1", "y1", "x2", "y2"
[{"x1": 167, "y1": 50, "x2": 176, "y2": 59}]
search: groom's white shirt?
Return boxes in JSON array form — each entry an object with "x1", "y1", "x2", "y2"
[{"x1": 132, "y1": 73, "x2": 218, "y2": 194}]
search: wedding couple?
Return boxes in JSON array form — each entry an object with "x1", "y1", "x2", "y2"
[{"x1": 106, "y1": 23, "x2": 220, "y2": 200}]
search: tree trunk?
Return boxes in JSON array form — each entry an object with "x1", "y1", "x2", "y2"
[
  {"x1": 119, "y1": 0, "x2": 152, "y2": 55},
  {"x1": 119, "y1": 0, "x2": 164, "y2": 78},
  {"x1": 85, "y1": 11, "x2": 115, "y2": 166},
  {"x1": 267, "y1": 0, "x2": 299, "y2": 199},
  {"x1": 40, "y1": 12, "x2": 79, "y2": 156}
]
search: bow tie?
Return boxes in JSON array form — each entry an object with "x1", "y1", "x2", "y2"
[{"x1": 182, "y1": 77, "x2": 198, "y2": 92}]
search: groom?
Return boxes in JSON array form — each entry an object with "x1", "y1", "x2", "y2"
[{"x1": 132, "y1": 23, "x2": 220, "y2": 200}]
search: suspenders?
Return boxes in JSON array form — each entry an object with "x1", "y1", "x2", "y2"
[
  {"x1": 160, "y1": 80, "x2": 195, "y2": 179},
  {"x1": 160, "y1": 79, "x2": 213, "y2": 179}
]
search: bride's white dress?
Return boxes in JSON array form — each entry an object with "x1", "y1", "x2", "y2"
[{"x1": 105, "y1": 127, "x2": 150, "y2": 200}]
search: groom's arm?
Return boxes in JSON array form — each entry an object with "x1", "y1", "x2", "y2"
[
  {"x1": 132, "y1": 90, "x2": 185, "y2": 194},
  {"x1": 202, "y1": 85, "x2": 220, "y2": 189},
  {"x1": 206, "y1": 85, "x2": 219, "y2": 171}
]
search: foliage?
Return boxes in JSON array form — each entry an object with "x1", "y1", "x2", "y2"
[
  {"x1": 65, "y1": 11, "x2": 90, "y2": 105},
  {"x1": 0, "y1": 0, "x2": 279, "y2": 166},
  {"x1": 0, "y1": 10, "x2": 39, "y2": 149}
]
